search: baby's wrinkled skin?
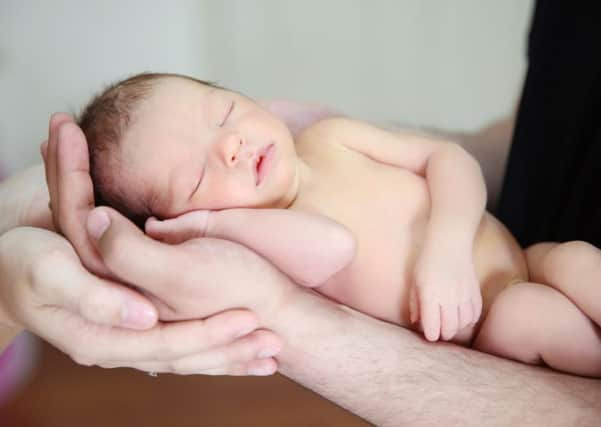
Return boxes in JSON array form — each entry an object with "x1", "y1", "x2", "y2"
[{"x1": 109, "y1": 76, "x2": 601, "y2": 377}]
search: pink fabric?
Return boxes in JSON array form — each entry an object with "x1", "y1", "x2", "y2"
[{"x1": 0, "y1": 333, "x2": 37, "y2": 406}]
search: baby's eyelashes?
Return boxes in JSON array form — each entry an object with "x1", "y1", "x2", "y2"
[{"x1": 218, "y1": 100, "x2": 235, "y2": 127}]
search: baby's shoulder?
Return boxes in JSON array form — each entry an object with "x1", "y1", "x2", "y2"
[
  {"x1": 295, "y1": 117, "x2": 364, "y2": 151},
  {"x1": 298, "y1": 116, "x2": 358, "y2": 138}
]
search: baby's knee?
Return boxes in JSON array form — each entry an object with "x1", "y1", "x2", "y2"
[
  {"x1": 543, "y1": 240, "x2": 601, "y2": 283},
  {"x1": 474, "y1": 284, "x2": 550, "y2": 362},
  {"x1": 485, "y1": 284, "x2": 545, "y2": 330}
]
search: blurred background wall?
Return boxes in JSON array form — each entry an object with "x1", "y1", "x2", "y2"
[{"x1": 0, "y1": 0, "x2": 533, "y2": 174}]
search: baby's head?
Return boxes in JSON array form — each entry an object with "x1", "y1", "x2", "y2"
[{"x1": 79, "y1": 72, "x2": 298, "y2": 227}]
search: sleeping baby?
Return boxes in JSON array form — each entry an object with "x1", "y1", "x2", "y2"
[{"x1": 79, "y1": 72, "x2": 601, "y2": 377}]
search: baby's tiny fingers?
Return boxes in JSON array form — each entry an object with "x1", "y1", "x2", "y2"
[
  {"x1": 409, "y1": 287, "x2": 419, "y2": 324},
  {"x1": 458, "y1": 301, "x2": 473, "y2": 329},
  {"x1": 473, "y1": 293, "x2": 483, "y2": 321},
  {"x1": 440, "y1": 304, "x2": 459, "y2": 341},
  {"x1": 420, "y1": 298, "x2": 441, "y2": 342}
]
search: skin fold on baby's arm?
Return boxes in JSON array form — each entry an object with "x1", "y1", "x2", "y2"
[{"x1": 146, "y1": 208, "x2": 357, "y2": 288}]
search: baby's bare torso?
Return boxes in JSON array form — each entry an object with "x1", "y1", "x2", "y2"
[{"x1": 291, "y1": 128, "x2": 527, "y2": 340}]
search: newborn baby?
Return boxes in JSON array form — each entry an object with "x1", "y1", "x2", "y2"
[{"x1": 80, "y1": 72, "x2": 601, "y2": 377}]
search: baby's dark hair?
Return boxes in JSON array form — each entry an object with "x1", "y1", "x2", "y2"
[{"x1": 78, "y1": 72, "x2": 218, "y2": 228}]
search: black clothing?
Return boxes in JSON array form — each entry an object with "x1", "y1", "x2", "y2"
[{"x1": 497, "y1": 1, "x2": 601, "y2": 248}]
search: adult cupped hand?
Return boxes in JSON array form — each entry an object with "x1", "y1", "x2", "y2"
[
  {"x1": 86, "y1": 206, "x2": 296, "y2": 325},
  {"x1": 31, "y1": 113, "x2": 283, "y2": 375},
  {"x1": 0, "y1": 226, "x2": 282, "y2": 375}
]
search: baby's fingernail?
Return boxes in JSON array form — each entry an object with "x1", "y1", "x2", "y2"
[
  {"x1": 121, "y1": 301, "x2": 156, "y2": 329},
  {"x1": 87, "y1": 210, "x2": 111, "y2": 240}
]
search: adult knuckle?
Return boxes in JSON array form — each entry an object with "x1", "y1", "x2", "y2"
[
  {"x1": 80, "y1": 290, "x2": 117, "y2": 324},
  {"x1": 28, "y1": 248, "x2": 69, "y2": 292}
]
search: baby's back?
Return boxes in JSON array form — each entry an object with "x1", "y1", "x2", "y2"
[{"x1": 291, "y1": 121, "x2": 527, "y2": 340}]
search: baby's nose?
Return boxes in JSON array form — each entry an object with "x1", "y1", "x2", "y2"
[{"x1": 221, "y1": 133, "x2": 246, "y2": 167}]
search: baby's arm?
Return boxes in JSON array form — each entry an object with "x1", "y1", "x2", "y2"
[
  {"x1": 146, "y1": 209, "x2": 356, "y2": 288},
  {"x1": 308, "y1": 118, "x2": 486, "y2": 341}
]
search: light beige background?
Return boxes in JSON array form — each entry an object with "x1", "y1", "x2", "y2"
[{"x1": 0, "y1": 0, "x2": 533, "y2": 174}]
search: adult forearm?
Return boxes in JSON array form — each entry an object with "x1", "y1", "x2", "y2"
[{"x1": 275, "y1": 290, "x2": 601, "y2": 426}]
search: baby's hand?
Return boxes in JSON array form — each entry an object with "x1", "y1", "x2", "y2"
[
  {"x1": 410, "y1": 252, "x2": 482, "y2": 342},
  {"x1": 145, "y1": 211, "x2": 212, "y2": 244}
]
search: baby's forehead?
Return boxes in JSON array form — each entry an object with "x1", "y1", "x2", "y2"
[
  {"x1": 134, "y1": 79, "x2": 225, "y2": 125},
  {"x1": 151, "y1": 77, "x2": 218, "y2": 102}
]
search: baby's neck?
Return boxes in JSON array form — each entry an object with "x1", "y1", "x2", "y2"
[{"x1": 282, "y1": 158, "x2": 312, "y2": 209}]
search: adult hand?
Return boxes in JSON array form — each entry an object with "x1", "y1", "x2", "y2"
[
  {"x1": 0, "y1": 226, "x2": 279, "y2": 375},
  {"x1": 42, "y1": 103, "x2": 339, "y2": 275},
  {"x1": 0, "y1": 164, "x2": 53, "y2": 235},
  {"x1": 87, "y1": 206, "x2": 297, "y2": 327},
  {"x1": 40, "y1": 112, "x2": 281, "y2": 375},
  {"x1": 42, "y1": 113, "x2": 111, "y2": 276}
]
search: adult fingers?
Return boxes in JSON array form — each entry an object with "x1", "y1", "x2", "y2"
[
  {"x1": 88, "y1": 207, "x2": 202, "y2": 298},
  {"x1": 120, "y1": 329, "x2": 281, "y2": 376},
  {"x1": 40, "y1": 140, "x2": 48, "y2": 162},
  {"x1": 38, "y1": 308, "x2": 267, "y2": 365},
  {"x1": 29, "y1": 246, "x2": 157, "y2": 330},
  {"x1": 56, "y1": 121, "x2": 110, "y2": 276},
  {"x1": 45, "y1": 112, "x2": 72, "y2": 231}
]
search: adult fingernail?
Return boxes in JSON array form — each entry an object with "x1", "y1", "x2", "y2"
[
  {"x1": 87, "y1": 210, "x2": 111, "y2": 240},
  {"x1": 247, "y1": 365, "x2": 276, "y2": 376},
  {"x1": 121, "y1": 301, "x2": 156, "y2": 329},
  {"x1": 257, "y1": 347, "x2": 280, "y2": 359}
]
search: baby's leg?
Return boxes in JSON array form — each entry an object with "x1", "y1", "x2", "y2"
[
  {"x1": 473, "y1": 281, "x2": 601, "y2": 377},
  {"x1": 526, "y1": 241, "x2": 601, "y2": 327}
]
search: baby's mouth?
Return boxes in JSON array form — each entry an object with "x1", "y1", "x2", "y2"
[{"x1": 254, "y1": 143, "x2": 275, "y2": 186}]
